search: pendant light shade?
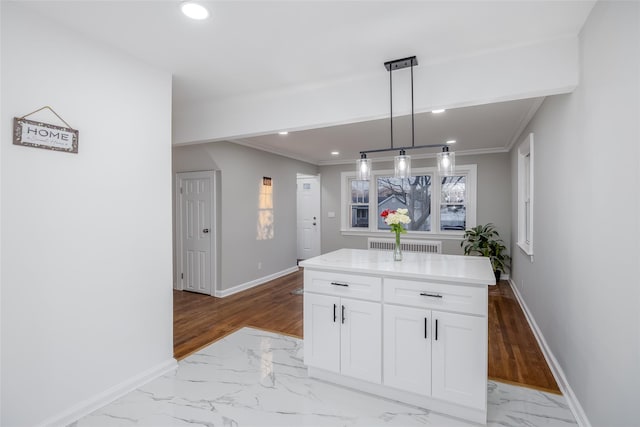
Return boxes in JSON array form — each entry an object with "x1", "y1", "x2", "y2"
[
  {"x1": 394, "y1": 150, "x2": 411, "y2": 179},
  {"x1": 356, "y1": 154, "x2": 371, "y2": 181},
  {"x1": 437, "y1": 147, "x2": 455, "y2": 176}
]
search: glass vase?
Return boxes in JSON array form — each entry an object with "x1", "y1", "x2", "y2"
[{"x1": 393, "y1": 232, "x2": 403, "y2": 261}]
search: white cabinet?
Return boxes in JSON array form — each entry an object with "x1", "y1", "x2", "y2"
[
  {"x1": 303, "y1": 293, "x2": 340, "y2": 372},
  {"x1": 300, "y1": 250, "x2": 494, "y2": 425},
  {"x1": 383, "y1": 305, "x2": 431, "y2": 395},
  {"x1": 304, "y1": 291, "x2": 381, "y2": 384},
  {"x1": 432, "y1": 311, "x2": 486, "y2": 409},
  {"x1": 384, "y1": 305, "x2": 486, "y2": 410}
]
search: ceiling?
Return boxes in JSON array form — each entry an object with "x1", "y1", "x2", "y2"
[
  {"x1": 19, "y1": 1, "x2": 595, "y2": 164},
  {"x1": 234, "y1": 97, "x2": 544, "y2": 164}
]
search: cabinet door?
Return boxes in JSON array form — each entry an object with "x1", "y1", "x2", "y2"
[
  {"x1": 340, "y1": 298, "x2": 382, "y2": 383},
  {"x1": 303, "y1": 293, "x2": 341, "y2": 373},
  {"x1": 431, "y1": 311, "x2": 487, "y2": 409},
  {"x1": 383, "y1": 305, "x2": 431, "y2": 396}
]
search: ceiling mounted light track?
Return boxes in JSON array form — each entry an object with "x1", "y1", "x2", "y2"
[{"x1": 356, "y1": 55, "x2": 455, "y2": 180}]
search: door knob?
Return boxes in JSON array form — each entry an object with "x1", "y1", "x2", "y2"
[{"x1": 203, "y1": 228, "x2": 209, "y2": 233}]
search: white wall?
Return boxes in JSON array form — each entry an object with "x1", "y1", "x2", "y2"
[
  {"x1": 172, "y1": 142, "x2": 317, "y2": 293},
  {"x1": 319, "y1": 153, "x2": 511, "y2": 256},
  {"x1": 509, "y1": 2, "x2": 639, "y2": 426},
  {"x1": 1, "y1": 4, "x2": 174, "y2": 426},
  {"x1": 173, "y1": 37, "x2": 579, "y2": 144}
]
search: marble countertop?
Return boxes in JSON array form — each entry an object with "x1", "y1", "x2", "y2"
[{"x1": 299, "y1": 248, "x2": 496, "y2": 286}]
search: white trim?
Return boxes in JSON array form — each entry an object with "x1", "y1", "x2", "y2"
[
  {"x1": 341, "y1": 165, "x2": 477, "y2": 236},
  {"x1": 231, "y1": 138, "x2": 317, "y2": 165},
  {"x1": 38, "y1": 358, "x2": 178, "y2": 427},
  {"x1": 508, "y1": 279, "x2": 592, "y2": 427},
  {"x1": 517, "y1": 134, "x2": 534, "y2": 257},
  {"x1": 340, "y1": 230, "x2": 465, "y2": 241},
  {"x1": 505, "y1": 97, "x2": 545, "y2": 152},
  {"x1": 214, "y1": 266, "x2": 299, "y2": 298},
  {"x1": 319, "y1": 147, "x2": 509, "y2": 166}
]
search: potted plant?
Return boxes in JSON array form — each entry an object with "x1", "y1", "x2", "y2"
[{"x1": 460, "y1": 223, "x2": 511, "y2": 282}]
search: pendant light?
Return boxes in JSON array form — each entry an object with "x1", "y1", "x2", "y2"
[
  {"x1": 437, "y1": 146, "x2": 456, "y2": 176},
  {"x1": 394, "y1": 150, "x2": 411, "y2": 178},
  {"x1": 356, "y1": 55, "x2": 456, "y2": 180},
  {"x1": 356, "y1": 153, "x2": 371, "y2": 181}
]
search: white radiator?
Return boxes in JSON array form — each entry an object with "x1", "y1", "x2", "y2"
[{"x1": 367, "y1": 238, "x2": 442, "y2": 254}]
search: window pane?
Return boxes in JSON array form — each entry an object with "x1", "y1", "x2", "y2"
[
  {"x1": 524, "y1": 200, "x2": 530, "y2": 243},
  {"x1": 351, "y1": 205, "x2": 369, "y2": 228},
  {"x1": 440, "y1": 205, "x2": 466, "y2": 231},
  {"x1": 441, "y1": 176, "x2": 466, "y2": 203},
  {"x1": 377, "y1": 176, "x2": 431, "y2": 231},
  {"x1": 351, "y1": 179, "x2": 369, "y2": 203}
]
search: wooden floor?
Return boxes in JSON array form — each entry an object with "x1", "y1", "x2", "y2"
[
  {"x1": 174, "y1": 269, "x2": 560, "y2": 394},
  {"x1": 173, "y1": 269, "x2": 303, "y2": 359},
  {"x1": 488, "y1": 280, "x2": 559, "y2": 393}
]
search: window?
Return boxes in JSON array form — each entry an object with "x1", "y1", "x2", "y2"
[
  {"x1": 517, "y1": 133, "x2": 534, "y2": 255},
  {"x1": 349, "y1": 178, "x2": 369, "y2": 228},
  {"x1": 341, "y1": 165, "x2": 476, "y2": 237},
  {"x1": 440, "y1": 175, "x2": 467, "y2": 231},
  {"x1": 377, "y1": 175, "x2": 432, "y2": 231}
]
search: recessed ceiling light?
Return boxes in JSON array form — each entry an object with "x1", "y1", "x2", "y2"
[
  {"x1": 278, "y1": 131, "x2": 289, "y2": 135},
  {"x1": 181, "y1": 1, "x2": 210, "y2": 20},
  {"x1": 331, "y1": 151, "x2": 340, "y2": 156},
  {"x1": 446, "y1": 139, "x2": 456, "y2": 144},
  {"x1": 432, "y1": 109, "x2": 446, "y2": 114}
]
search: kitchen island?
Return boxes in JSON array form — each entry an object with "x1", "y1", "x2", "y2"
[{"x1": 300, "y1": 248, "x2": 495, "y2": 424}]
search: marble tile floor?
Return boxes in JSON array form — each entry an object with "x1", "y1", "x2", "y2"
[{"x1": 71, "y1": 327, "x2": 577, "y2": 427}]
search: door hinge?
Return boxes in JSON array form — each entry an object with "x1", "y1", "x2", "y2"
[
  {"x1": 180, "y1": 187, "x2": 183, "y2": 194},
  {"x1": 181, "y1": 273, "x2": 184, "y2": 279}
]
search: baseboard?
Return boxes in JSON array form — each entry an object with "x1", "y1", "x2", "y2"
[
  {"x1": 38, "y1": 357, "x2": 178, "y2": 427},
  {"x1": 214, "y1": 266, "x2": 299, "y2": 298},
  {"x1": 508, "y1": 279, "x2": 592, "y2": 427}
]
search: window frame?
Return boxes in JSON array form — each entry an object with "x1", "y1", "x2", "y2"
[
  {"x1": 340, "y1": 164, "x2": 476, "y2": 239},
  {"x1": 346, "y1": 176, "x2": 370, "y2": 229},
  {"x1": 517, "y1": 133, "x2": 534, "y2": 256}
]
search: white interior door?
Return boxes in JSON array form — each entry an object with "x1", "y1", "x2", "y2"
[
  {"x1": 177, "y1": 171, "x2": 215, "y2": 295},
  {"x1": 297, "y1": 175, "x2": 321, "y2": 260}
]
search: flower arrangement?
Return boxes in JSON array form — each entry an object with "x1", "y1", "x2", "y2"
[{"x1": 380, "y1": 208, "x2": 411, "y2": 247}]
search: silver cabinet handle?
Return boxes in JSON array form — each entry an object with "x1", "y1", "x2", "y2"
[{"x1": 420, "y1": 292, "x2": 442, "y2": 298}]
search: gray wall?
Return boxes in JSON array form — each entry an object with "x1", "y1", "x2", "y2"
[
  {"x1": 173, "y1": 142, "x2": 317, "y2": 291},
  {"x1": 509, "y1": 2, "x2": 639, "y2": 426},
  {"x1": 319, "y1": 152, "x2": 511, "y2": 255}
]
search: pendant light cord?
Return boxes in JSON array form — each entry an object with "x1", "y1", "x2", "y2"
[
  {"x1": 390, "y1": 65, "x2": 394, "y2": 149},
  {"x1": 411, "y1": 61, "x2": 415, "y2": 148}
]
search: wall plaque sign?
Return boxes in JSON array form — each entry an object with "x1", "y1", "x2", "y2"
[{"x1": 13, "y1": 106, "x2": 79, "y2": 154}]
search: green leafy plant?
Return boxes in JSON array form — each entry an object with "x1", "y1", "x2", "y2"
[{"x1": 460, "y1": 223, "x2": 511, "y2": 276}]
